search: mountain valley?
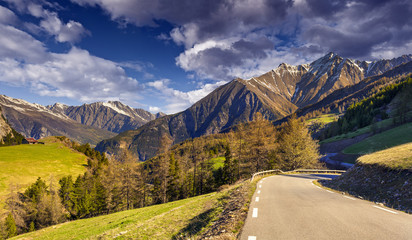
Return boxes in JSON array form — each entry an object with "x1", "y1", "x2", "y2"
[{"x1": 96, "y1": 53, "x2": 412, "y2": 160}]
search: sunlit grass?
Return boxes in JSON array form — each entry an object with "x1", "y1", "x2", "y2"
[
  {"x1": 0, "y1": 137, "x2": 87, "y2": 212},
  {"x1": 357, "y1": 142, "x2": 412, "y2": 170},
  {"x1": 12, "y1": 189, "x2": 228, "y2": 240}
]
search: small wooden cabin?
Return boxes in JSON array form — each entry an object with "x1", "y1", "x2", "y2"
[{"x1": 23, "y1": 138, "x2": 39, "y2": 144}]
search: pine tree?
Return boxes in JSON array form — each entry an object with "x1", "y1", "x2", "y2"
[
  {"x1": 58, "y1": 176, "x2": 75, "y2": 217},
  {"x1": 5, "y1": 213, "x2": 17, "y2": 238},
  {"x1": 167, "y1": 152, "x2": 180, "y2": 201},
  {"x1": 29, "y1": 221, "x2": 35, "y2": 232},
  {"x1": 222, "y1": 144, "x2": 235, "y2": 184}
]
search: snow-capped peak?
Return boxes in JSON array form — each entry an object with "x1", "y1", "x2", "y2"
[
  {"x1": 101, "y1": 101, "x2": 132, "y2": 117},
  {"x1": 0, "y1": 95, "x2": 70, "y2": 120}
]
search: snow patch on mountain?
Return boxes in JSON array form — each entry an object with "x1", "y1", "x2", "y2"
[
  {"x1": 101, "y1": 101, "x2": 132, "y2": 117},
  {"x1": 0, "y1": 95, "x2": 69, "y2": 120}
]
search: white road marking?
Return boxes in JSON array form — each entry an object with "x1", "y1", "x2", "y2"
[
  {"x1": 256, "y1": 197, "x2": 259, "y2": 202},
  {"x1": 326, "y1": 190, "x2": 334, "y2": 193},
  {"x1": 248, "y1": 236, "x2": 257, "y2": 240},
  {"x1": 257, "y1": 190, "x2": 261, "y2": 194},
  {"x1": 311, "y1": 182, "x2": 322, "y2": 189},
  {"x1": 259, "y1": 185, "x2": 262, "y2": 188},
  {"x1": 373, "y1": 205, "x2": 398, "y2": 214},
  {"x1": 253, "y1": 208, "x2": 258, "y2": 218},
  {"x1": 343, "y1": 196, "x2": 357, "y2": 200}
]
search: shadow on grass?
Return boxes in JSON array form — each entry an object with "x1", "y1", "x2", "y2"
[{"x1": 172, "y1": 208, "x2": 216, "y2": 240}]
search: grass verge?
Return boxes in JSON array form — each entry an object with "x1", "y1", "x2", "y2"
[
  {"x1": 319, "y1": 144, "x2": 412, "y2": 213},
  {"x1": 11, "y1": 179, "x2": 256, "y2": 240},
  {"x1": 342, "y1": 122, "x2": 412, "y2": 155}
]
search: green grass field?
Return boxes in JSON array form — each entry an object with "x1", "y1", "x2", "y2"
[
  {"x1": 12, "y1": 189, "x2": 227, "y2": 240},
  {"x1": 0, "y1": 137, "x2": 87, "y2": 211},
  {"x1": 306, "y1": 113, "x2": 340, "y2": 125},
  {"x1": 320, "y1": 117, "x2": 395, "y2": 144},
  {"x1": 343, "y1": 122, "x2": 412, "y2": 155},
  {"x1": 357, "y1": 142, "x2": 412, "y2": 170}
]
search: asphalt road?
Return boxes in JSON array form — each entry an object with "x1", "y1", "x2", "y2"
[{"x1": 240, "y1": 174, "x2": 412, "y2": 240}]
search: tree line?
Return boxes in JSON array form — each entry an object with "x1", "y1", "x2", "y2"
[
  {"x1": 320, "y1": 77, "x2": 412, "y2": 139},
  {"x1": 0, "y1": 115, "x2": 321, "y2": 238}
]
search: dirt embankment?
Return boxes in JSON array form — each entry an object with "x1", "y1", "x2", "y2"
[
  {"x1": 199, "y1": 180, "x2": 254, "y2": 239},
  {"x1": 320, "y1": 164, "x2": 412, "y2": 213}
]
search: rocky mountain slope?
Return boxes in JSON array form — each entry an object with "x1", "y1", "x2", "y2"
[
  {"x1": 48, "y1": 101, "x2": 165, "y2": 133},
  {"x1": 0, "y1": 107, "x2": 13, "y2": 142},
  {"x1": 97, "y1": 53, "x2": 412, "y2": 161},
  {"x1": 0, "y1": 95, "x2": 116, "y2": 145}
]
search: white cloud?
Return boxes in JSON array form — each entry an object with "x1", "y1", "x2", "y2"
[
  {"x1": 149, "y1": 106, "x2": 161, "y2": 113},
  {"x1": 3, "y1": 0, "x2": 89, "y2": 44},
  {"x1": 0, "y1": 47, "x2": 142, "y2": 102},
  {"x1": 0, "y1": 6, "x2": 18, "y2": 25},
  {"x1": 0, "y1": 24, "x2": 47, "y2": 63},
  {"x1": 0, "y1": 20, "x2": 142, "y2": 104},
  {"x1": 147, "y1": 79, "x2": 226, "y2": 113},
  {"x1": 38, "y1": 9, "x2": 89, "y2": 44}
]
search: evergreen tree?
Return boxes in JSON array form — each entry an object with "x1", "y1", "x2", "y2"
[
  {"x1": 167, "y1": 152, "x2": 180, "y2": 201},
  {"x1": 24, "y1": 177, "x2": 47, "y2": 203},
  {"x1": 222, "y1": 144, "x2": 235, "y2": 184},
  {"x1": 5, "y1": 213, "x2": 16, "y2": 238},
  {"x1": 29, "y1": 221, "x2": 35, "y2": 232},
  {"x1": 58, "y1": 176, "x2": 75, "y2": 217}
]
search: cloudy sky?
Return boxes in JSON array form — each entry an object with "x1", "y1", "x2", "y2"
[{"x1": 0, "y1": 0, "x2": 411, "y2": 114}]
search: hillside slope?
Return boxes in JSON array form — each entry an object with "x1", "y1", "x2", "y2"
[
  {"x1": 11, "y1": 181, "x2": 253, "y2": 240},
  {"x1": 48, "y1": 101, "x2": 165, "y2": 133},
  {"x1": 0, "y1": 137, "x2": 87, "y2": 211},
  {"x1": 97, "y1": 53, "x2": 412, "y2": 161},
  {"x1": 0, "y1": 108, "x2": 12, "y2": 143},
  {"x1": 320, "y1": 143, "x2": 412, "y2": 213},
  {"x1": 0, "y1": 95, "x2": 115, "y2": 145}
]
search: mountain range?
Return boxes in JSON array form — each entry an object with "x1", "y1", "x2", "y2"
[
  {"x1": 1, "y1": 52, "x2": 410, "y2": 157},
  {"x1": 0, "y1": 96, "x2": 164, "y2": 145},
  {"x1": 96, "y1": 53, "x2": 412, "y2": 160}
]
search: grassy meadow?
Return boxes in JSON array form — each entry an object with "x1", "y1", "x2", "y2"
[
  {"x1": 343, "y1": 122, "x2": 412, "y2": 155},
  {"x1": 0, "y1": 137, "x2": 87, "y2": 211},
  {"x1": 306, "y1": 113, "x2": 339, "y2": 125},
  {"x1": 11, "y1": 188, "x2": 228, "y2": 240},
  {"x1": 357, "y1": 142, "x2": 412, "y2": 170}
]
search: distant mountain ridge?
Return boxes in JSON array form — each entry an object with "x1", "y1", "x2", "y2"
[
  {"x1": 47, "y1": 101, "x2": 165, "y2": 133},
  {"x1": 96, "y1": 53, "x2": 412, "y2": 161},
  {"x1": 0, "y1": 95, "x2": 116, "y2": 144}
]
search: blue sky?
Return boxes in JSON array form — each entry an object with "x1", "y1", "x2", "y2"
[{"x1": 0, "y1": 0, "x2": 411, "y2": 114}]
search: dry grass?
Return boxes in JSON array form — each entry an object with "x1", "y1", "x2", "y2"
[{"x1": 357, "y1": 142, "x2": 412, "y2": 170}]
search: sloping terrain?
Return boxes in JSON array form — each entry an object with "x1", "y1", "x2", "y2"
[
  {"x1": 0, "y1": 108, "x2": 12, "y2": 143},
  {"x1": 11, "y1": 181, "x2": 253, "y2": 240},
  {"x1": 0, "y1": 137, "x2": 87, "y2": 211},
  {"x1": 0, "y1": 95, "x2": 115, "y2": 145},
  {"x1": 320, "y1": 143, "x2": 412, "y2": 213},
  {"x1": 48, "y1": 101, "x2": 165, "y2": 133},
  {"x1": 97, "y1": 53, "x2": 412, "y2": 161}
]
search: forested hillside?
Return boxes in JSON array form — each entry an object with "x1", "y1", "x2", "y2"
[
  {"x1": 321, "y1": 76, "x2": 412, "y2": 139},
  {"x1": 0, "y1": 115, "x2": 320, "y2": 238}
]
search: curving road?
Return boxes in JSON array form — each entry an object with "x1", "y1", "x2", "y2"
[{"x1": 240, "y1": 174, "x2": 412, "y2": 240}]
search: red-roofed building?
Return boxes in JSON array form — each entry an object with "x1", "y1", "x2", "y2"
[{"x1": 23, "y1": 138, "x2": 39, "y2": 144}]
